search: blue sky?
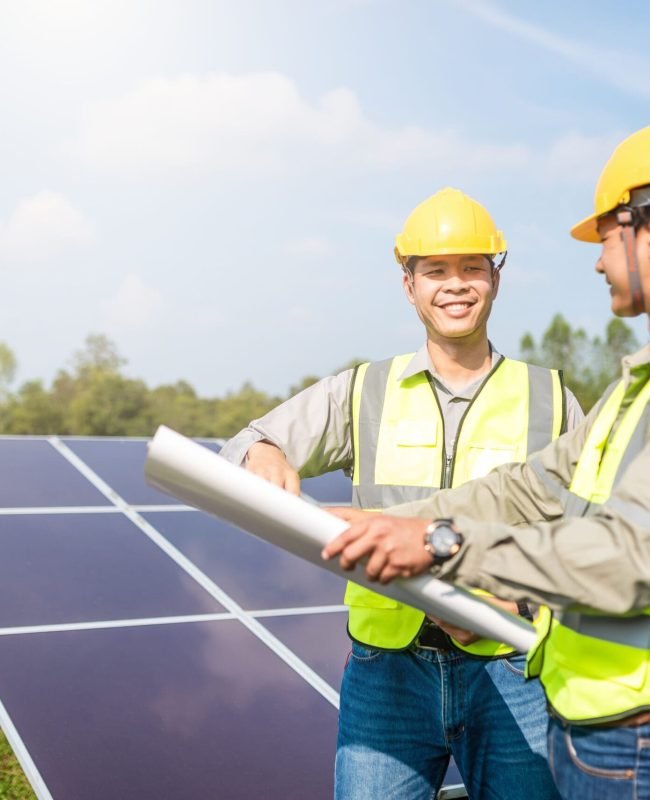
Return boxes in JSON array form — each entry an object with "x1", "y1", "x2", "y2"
[{"x1": 1, "y1": 0, "x2": 648, "y2": 396}]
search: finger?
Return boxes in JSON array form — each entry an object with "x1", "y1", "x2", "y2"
[
  {"x1": 267, "y1": 469, "x2": 289, "y2": 489},
  {"x1": 339, "y1": 534, "x2": 382, "y2": 570},
  {"x1": 246, "y1": 462, "x2": 284, "y2": 488},
  {"x1": 365, "y1": 546, "x2": 389, "y2": 581},
  {"x1": 378, "y1": 562, "x2": 402, "y2": 584},
  {"x1": 321, "y1": 524, "x2": 367, "y2": 560},
  {"x1": 284, "y1": 469, "x2": 301, "y2": 496}
]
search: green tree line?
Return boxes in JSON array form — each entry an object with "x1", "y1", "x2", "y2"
[
  {"x1": 0, "y1": 316, "x2": 639, "y2": 437},
  {"x1": 0, "y1": 335, "x2": 361, "y2": 437},
  {"x1": 520, "y1": 315, "x2": 639, "y2": 411}
]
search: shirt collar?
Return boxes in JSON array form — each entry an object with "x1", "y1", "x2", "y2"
[
  {"x1": 398, "y1": 342, "x2": 501, "y2": 384},
  {"x1": 621, "y1": 342, "x2": 650, "y2": 386}
]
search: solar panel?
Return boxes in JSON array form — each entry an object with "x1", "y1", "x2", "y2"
[
  {"x1": 0, "y1": 435, "x2": 463, "y2": 798},
  {"x1": 144, "y1": 511, "x2": 347, "y2": 609},
  {"x1": 0, "y1": 513, "x2": 225, "y2": 627}
]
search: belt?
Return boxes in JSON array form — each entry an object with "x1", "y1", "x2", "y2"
[
  {"x1": 598, "y1": 710, "x2": 650, "y2": 729},
  {"x1": 414, "y1": 622, "x2": 453, "y2": 651}
]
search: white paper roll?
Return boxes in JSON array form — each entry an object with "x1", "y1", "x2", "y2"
[{"x1": 144, "y1": 426, "x2": 536, "y2": 652}]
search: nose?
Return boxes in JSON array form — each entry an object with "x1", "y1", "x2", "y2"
[
  {"x1": 595, "y1": 256, "x2": 605, "y2": 274},
  {"x1": 443, "y1": 275, "x2": 470, "y2": 292}
]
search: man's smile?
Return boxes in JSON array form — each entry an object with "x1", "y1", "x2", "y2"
[{"x1": 436, "y1": 300, "x2": 476, "y2": 316}]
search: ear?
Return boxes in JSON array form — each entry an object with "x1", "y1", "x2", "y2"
[{"x1": 402, "y1": 270, "x2": 416, "y2": 305}]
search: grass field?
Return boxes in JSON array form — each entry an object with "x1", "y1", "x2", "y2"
[{"x1": 0, "y1": 729, "x2": 36, "y2": 800}]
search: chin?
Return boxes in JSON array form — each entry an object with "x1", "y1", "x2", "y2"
[{"x1": 611, "y1": 300, "x2": 638, "y2": 318}]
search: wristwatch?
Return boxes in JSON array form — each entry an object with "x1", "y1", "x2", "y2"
[
  {"x1": 423, "y1": 518, "x2": 463, "y2": 566},
  {"x1": 517, "y1": 600, "x2": 534, "y2": 621}
]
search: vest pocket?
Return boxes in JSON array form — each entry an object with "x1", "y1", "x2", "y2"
[
  {"x1": 466, "y1": 444, "x2": 518, "y2": 480},
  {"x1": 395, "y1": 419, "x2": 438, "y2": 446},
  {"x1": 375, "y1": 419, "x2": 439, "y2": 486}
]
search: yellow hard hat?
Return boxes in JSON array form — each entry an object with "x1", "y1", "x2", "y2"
[
  {"x1": 571, "y1": 126, "x2": 650, "y2": 243},
  {"x1": 394, "y1": 187, "x2": 507, "y2": 266}
]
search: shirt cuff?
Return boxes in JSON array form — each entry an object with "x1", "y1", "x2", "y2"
[{"x1": 218, "y1": 429, "x2": 268, "y2": 467}]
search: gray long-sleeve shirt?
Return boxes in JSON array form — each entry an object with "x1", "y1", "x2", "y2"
[
  {"x1": 388, "y1": 344, "x2": 650, "y2": 615},
  {"x1": 220, "y1": 345, "x2": 583, "y2": 476}
]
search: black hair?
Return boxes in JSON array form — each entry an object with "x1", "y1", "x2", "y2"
[
  {"x1": 634, "y1": 204, "x2": 650, "y2": 232},
  {"x1": 404, "y1": 256, "x2": 419, "y2": 273}
]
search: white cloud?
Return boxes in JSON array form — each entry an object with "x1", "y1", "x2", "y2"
[
  {"x1": 76, "y1": 70, "x2": 625, "y2": 189},
  {"x1": 455, "y1": 0, "x2": 650, "y2": 98},
  {"x1": 0, "y1": 190, "x2": 95, "y2": 268},
  {"x1": 74, "y1": 71, "x2": 530, "y2": 177},
  {"x1": 103, "y1": 273, "x2": 164, "y2": 333}
]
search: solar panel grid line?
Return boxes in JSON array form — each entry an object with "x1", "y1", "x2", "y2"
[
  {"x1": 0, "y1": 605, "x2": 347, "y2": 637},
  {"x1": 0, "y1": 504, "x2": 193, "y2": 516},
  {"x1": 250, "y1": 605, "x2": 347, "y2": 618},
  {"x1": 131, "y1": 504, "x2": 193, "y2": 512},
  {"x1": 0, "y1": 612, "x2": 237, "y2": 637},
  {"x1": 46, "y1": 435, "x2": 341, "y2": 710},
  {"x1": 0, "y1": 502, "x2": 346, "y2": 515},
  {"x1": 0, "y1": 696, "x2": 54, "y2": 800},
  {"x1": 0, "y1": 506, "x2": 123, "y2": 516}
]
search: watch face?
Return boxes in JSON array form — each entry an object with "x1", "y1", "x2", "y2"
[
  {"x1": 432, "y1": 525, "x2": 459, "y2": 556},
  {"x1": 424, "y1": 521, "x2": 462, "y2": 564}
]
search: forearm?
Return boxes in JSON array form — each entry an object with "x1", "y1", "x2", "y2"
[
  {"x1": 219, "y1": 370, "x2": 355, "y2": 476},
  {"x1": 436, "y1": 508, "x2": 650, "y2": 614},
  {"x1": 434, "y1": 441, "x2": 650, "y2": 613}
]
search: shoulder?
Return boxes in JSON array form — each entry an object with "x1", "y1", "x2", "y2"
[{"x1": 563, "y1": 387, "x2": 585, "y2": 430}]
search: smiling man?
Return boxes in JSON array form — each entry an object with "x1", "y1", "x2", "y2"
[{"x1": 220, "y1": 187, "x2": 582, "y2": 799}]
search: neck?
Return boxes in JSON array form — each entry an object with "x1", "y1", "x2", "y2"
[{"x1": 426, "y1": 333, "x2": 492, "y2": 388}]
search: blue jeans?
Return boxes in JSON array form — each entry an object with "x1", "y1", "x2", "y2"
[
  {"x1": 548, "y1": 716, "x2": 650, "y2": 800},
  {"x1": 335, "y1": 642, "x2": 560, "y2": 800}
]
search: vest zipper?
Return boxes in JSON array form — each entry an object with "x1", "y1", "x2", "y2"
[
  {"x1": 444, "y1": 455, "x2": 453, "y2": 488},
  {"x1": 425, "y1": 373, "x2": 450, "y2": 488},
  {"x1": 427, "y1": 355, "x2": 506, "y2": 489}
]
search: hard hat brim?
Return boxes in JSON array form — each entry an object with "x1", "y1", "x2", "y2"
[{"x1": 570, "y1": 211, "x2": 601, "y2": 243}]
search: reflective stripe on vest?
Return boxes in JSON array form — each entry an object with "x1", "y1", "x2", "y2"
[
  {"x1": 529, "y1": 374, "x2": 650, "y2": 724},
  {"x1": 345, "y1": 354, "x2": 564, "y2": 651}
]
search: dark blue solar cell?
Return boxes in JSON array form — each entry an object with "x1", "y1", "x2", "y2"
[
  {"x1": 62, "y1": 438, "x2": 221, "y2": 506},
  {"x1": 263, "y1": 611, "x2": 350, "y2": 690},
  {"x1": 144, "y1": 511, "x2": 347, "y2": 610},
  {"x1": 0, "y1": 514, "x2": 224, "y2": 627},
  {"x1": 0, "y1": 621, "x2": 338, "y2": 799},
  {"x1": 301, "y1": 470, "x2": 352, "y2": 503},
  {"x1": 0, "y1": 439, "x2": 110, "y2": 507}
]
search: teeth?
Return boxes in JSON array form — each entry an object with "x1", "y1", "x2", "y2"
[{"x1": 444, "y1": 303, "x2": 470, "y2": 311}]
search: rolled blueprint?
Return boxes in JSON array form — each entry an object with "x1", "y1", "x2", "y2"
[{"x1": 144, "y1": 426, "x2": 536, "y2": 652}]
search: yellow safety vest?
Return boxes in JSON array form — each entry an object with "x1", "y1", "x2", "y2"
[
  {"x1": 346, "y1": 353, "x2": 565, "y2": 651},
  {"x1": 527, "y1": 375, "x2": 650, "y2": 724}
]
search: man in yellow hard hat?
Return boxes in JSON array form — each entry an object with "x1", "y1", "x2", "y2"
[
  {"x1": 322, "y1": 126, "x2": 650, "y2": 800},
  {"x1": 221, "y1": 187, "x2": 582, "y2": 798}
]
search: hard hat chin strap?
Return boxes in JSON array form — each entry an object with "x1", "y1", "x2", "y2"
[{"x1": 616, "y1": 209, "x2": 647, "y2": 315}]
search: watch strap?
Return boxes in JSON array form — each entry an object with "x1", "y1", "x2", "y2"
[{"x1": 517, "y1": 600, "x2": 534, "y2": 621}]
